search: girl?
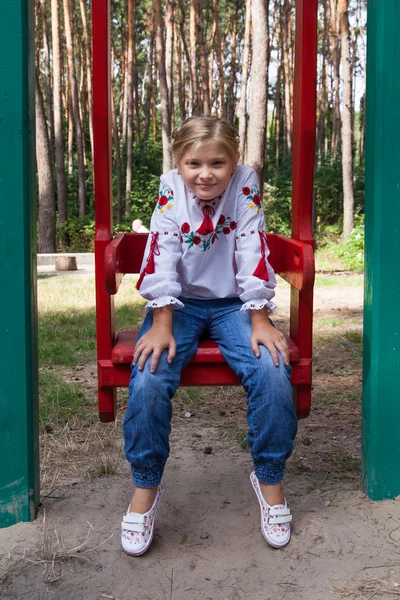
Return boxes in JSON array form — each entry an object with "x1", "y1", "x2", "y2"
[{"x1": 121, "y1": 116, "x2": 297, "y2": 556}]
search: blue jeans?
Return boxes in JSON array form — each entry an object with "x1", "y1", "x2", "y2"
[{"x1": 123, "y1": 297, "x2": 297, "y2": 487}]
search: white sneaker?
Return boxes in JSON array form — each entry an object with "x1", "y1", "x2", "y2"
[
  {"x1": 121, "y1": 484, "x2": 165, "y2": 556},
  {"x1": 250, "y1": 472, "x2": 292, "y2": 548}
]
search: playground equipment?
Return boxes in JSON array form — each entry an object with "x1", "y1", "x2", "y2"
[{"x1": 92, "y1": 0, "x2": 317, "y2": 424}]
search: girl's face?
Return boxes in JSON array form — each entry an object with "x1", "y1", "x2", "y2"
[{"x1": 178, "y1": 141, "x2": 236, "y2": 202}]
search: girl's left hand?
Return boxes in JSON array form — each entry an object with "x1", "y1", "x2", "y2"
[{"x1": 250, "y1": 320, "x2": 289, "y2": 367}]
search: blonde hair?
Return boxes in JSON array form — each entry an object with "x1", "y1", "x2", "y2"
[{"x1": 171, "y1": 116, "x2": 240, "y2": 167}]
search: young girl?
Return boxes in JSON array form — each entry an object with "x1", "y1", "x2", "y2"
[{"x1": 121, "y1": 116, "x2": 297, "y2": 556}]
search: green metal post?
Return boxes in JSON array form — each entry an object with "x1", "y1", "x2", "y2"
[
  {"x1": 0, "y1": 3, "x2": 40, "y2": 525},
  {"x1": 362, "y1": 1, "x2": 400, "y2": 500}
]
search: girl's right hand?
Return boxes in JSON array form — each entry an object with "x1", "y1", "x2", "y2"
[{"x1": 133, "y1": 325, "x2": 177, "y2": 374}]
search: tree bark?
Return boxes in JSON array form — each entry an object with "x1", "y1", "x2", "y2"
[
  {"x1": 330, "y1": 0, "x2": 341, "y2": 158},
  {"x1": 36, "y1": 70, "x2": 56, "y2": 253},
  {"x1": 50, "y1": 0, "x2": 68, "y2": 226},
  {"x1": 212, "y1": 0, "x2": 225, "y2": 118},
  {"x1": 238, "y1": 0, "x2": 252, "y2": 163},
  {"x1": 165, "y1": 1, "x2": 175, "y2": 128},
  {"x1": 153, "y1": 0, "x2": 172, "y2": 172},
  {"x1": 143, "y1": 17, "x2": 155, "y2": 142},
  {"x1": 339, "y1": 0, "x2": 354, "y2": 240},
  {"x1": 125, "y1": 0, "x2": 135, "y2": 218},
  {"x1": 190, "y1": 0, "x2": 200, "y2": 113},
  {"x1": 79, "y1": 0, "x2": 94, "y2": 161},
  {"x1": 197, "y1": 0, "x2": 211, "y2": 115},
  {"x1": 226, "y1": 1, "x2": 239, "y2": 123},
  {"x1": 281, "y1": 0, "x2": 292, "y2": 156},
  {"x1": 174, "y1": 18, "x2": 186, "y2": 122},
  {"x1": 246, "y1": 0, "x2": 270, "y2": 185},
  {"x1": 63, "y1": 0, "x2": 86, "y2": 216}
]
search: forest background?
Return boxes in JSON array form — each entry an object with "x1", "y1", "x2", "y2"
[{"x1": 35, "y1": 0, "x2": 366, "y2": 270}]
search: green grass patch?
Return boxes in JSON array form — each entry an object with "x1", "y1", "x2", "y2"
[
  {"x1": 39, "y1": 371, "x2": 90, "y2": 428},
  {"x1": 318, "y1": 317, "x2": 347, "y2": 328},
  {"x1": 315, "y1": 274, "x2": 363, "y2": 287},
  {"x1": 38, "y1": 275, "x2": 146, "y2": 368},
  {"x1": 218, "y1": 427, "x2": 248, "y2": 450}
]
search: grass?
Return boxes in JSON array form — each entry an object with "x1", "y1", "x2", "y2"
[
  {"x1": 39, "y1": 371, "x2": 89, "y2": 428},
  {"x1": 315, "y1": 274, "x2": 363, "y2": 287},
  {"x1": 38, "y1": 275, "x2": 145, "y2": 434},
  {"x1": 218, "y1": 426, "x2": 248, "y2": 450}
]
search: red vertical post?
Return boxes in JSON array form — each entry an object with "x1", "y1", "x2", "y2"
[
  {"x1": 92, "y1": 0, "x2": 117, "y2": 421},
  {"x1": 290, "y1": 0, "x2": 317, "y2": 417}
]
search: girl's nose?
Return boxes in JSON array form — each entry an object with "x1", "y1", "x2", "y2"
[{"x1": 200, "y1": 167, "x2": 212, "y2": 179}]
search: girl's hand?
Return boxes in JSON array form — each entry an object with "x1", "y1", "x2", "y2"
[
  {"x1": 250, "y1": 310, "x2": 289, "y2": 367},
  {"x1": 133, "y1": 305, "x2": 176, "y2": 374},
  {"x1": 133, "y1": 326, "x2": 177, "y2": 373}
]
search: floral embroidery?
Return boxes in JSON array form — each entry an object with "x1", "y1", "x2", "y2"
[
  {"x1": 180, "y1": 214, "x2": 235, "y2": 251},
  {"x1": 181, "y1": 222, "x2": 190, "y2": 234},
  {"x1": 157, "y1": 184, "x2": 174, "y2": 214},
  {"x1": 242, "y1": 184, "x2": 261, "y2": 213}
]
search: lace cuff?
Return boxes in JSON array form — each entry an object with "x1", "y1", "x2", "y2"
[
  {"x1": 145, "y1": 296, "x2": 184, "y2": 312},
  {"x1": 240, "y1": 299, "x2": 277, "y2": 313}
]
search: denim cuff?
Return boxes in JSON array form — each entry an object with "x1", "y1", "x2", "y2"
[
  {"x1": 254, "y1": 460, "x2": 286, "y2": 485},
  {"x1": 131, "y1": 463, "x2": 165, "y2": 488}
]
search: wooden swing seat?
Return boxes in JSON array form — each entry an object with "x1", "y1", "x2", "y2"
[
  {"x1": 92, "y1": 0, "x2": 318, "y2": 424},
  {"x1": 97, "y1": 231, "x2": 314, "y2": 420}
]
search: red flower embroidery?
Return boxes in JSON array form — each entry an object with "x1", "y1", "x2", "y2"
[
  {"x1": 242, "y1": 186, "x2": 251, "y2": 196},
  {"x1": 170, "y1": 190, "x2": 174, "y2": 196},
  {"x1": 211, "y1": 234, "x2": 217, "y2": 244},
  {"x1": 193, "y1": 235, "x2": 201, "y2": 245},
  {"x1": 218, "y1": 215, "x2": 226, "y2": 225},
  {"x1": 253, "y1": 195, "x2": 261, "y2": 206},
  {"x1": 223, "y1": 226, "x2": 231, "y2": 235},
  {"x1": 230, "y1": 221, "x2": 237, "y2": 230},
  {"x1": 158, "y1": 195, "x2": 168, "y2": 206},
  {"x1": 181, "y1": 222, "x2": 190, "y2": 234}
]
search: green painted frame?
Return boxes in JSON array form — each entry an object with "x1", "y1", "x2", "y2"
[{"x1": 0, "y1": 1, "x2": 39, "y2": 527}]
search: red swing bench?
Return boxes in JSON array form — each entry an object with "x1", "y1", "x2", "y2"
[{"x1": 92, "y1": 0, "x2": 317, "y2": 423}]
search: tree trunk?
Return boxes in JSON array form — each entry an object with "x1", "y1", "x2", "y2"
[
  {"x1": 125, "y1": 0, "x2": 135, "y2": 218},
  {"x1": 39, "y1": 0, "x2": 55, "y2": 166},
  {"x1": 281, "y1": 0, "x2": 292, "y2": 156},
  {"x1": 190, "y1": 0, "x2": 200, "y2": 113},
  {"x1": 330, "y1": 0, "x2": 341, "y2": 158},
  {"x1": 339, "y1": 0, "x2": 354, "y2": 240},
  {"x1": 79, "y1": 0, "x2": 94, "y2": 161},
  {"x1": 63, "y1": 0, "x2": 86, "y2": 216},
  {"x1": 165, "y1": 1, "x2": 175, "y2": 129},
  {"x1": 36, "y1": 70, "x2": 56, "y2": 253},
  {"x1": 226, "y1": 1, "x2": 239, "y2": 123},
  {"x1": 50, "y1": 0, "x2": 68, "y2": 225},
  {"x1": 174, "y1": 18, "x2": 186, "y2": 122},
  {"x1": 112, "y1": 89, "x2": 123, "y2": 224},
  {"x1": 178, "y1": 0, "x2": 194, "y2": 116},
  {"x1": 246, "y1": 0, "x2": 269, "y2": 185},
  {"x1": 153, "y1": 0, "x2": 172, "y2": 172},
  {"x1": 212, "y1": 0, "x2": 225, "y2": 118},
  {"x1": 197, "y1": 0, "x2": 211, "y2": 115},
  {"x1": 238, "y1": 0, "x2": 251, "y2": 163},
  {"x1": 144, "y1": 18, "x2": 155, "y2": 142}
]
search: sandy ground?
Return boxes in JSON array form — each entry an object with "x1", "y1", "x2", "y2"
[{"x1": 2, "y1": 278, "x2": 400, "y2": 600}]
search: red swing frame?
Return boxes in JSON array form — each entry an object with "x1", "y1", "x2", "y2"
[{"x1": 92, "y1": 0, "x2": 317, "y2": 423}]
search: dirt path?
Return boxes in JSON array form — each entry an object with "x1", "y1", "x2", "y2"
[{"x1": 2, "y1": 279, "x2": 400, "y2": 600}]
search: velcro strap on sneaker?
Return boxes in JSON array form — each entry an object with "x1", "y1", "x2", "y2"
[
  {"x1": 121, "y1": 521, "x2": 146, "y2": 533},
  {"x1": 269, "y1": 507, "x2": 290, "y2": 517},
  {"x1": 122, "y1": 513, "x2": 146, "y2": 533},
  {"x1": 268, "y1": 507, "x2": 292, "y2": 524}
]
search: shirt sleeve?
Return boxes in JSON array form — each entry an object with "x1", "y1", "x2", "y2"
[
  {"x1": 234, "y1": 169, "x2": 277, "y2": 312},
  {"x1": 136, "y1": 176, "x2": 184, "y2": 311}
]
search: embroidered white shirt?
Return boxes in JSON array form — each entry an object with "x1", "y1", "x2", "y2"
[{"x1": 137, "y1": 165, "x2": 277, "y2": 313}]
